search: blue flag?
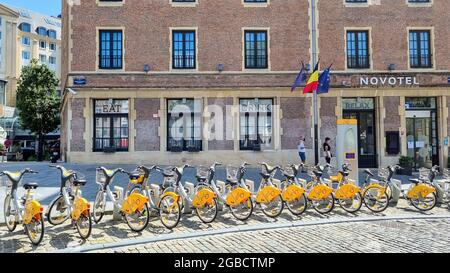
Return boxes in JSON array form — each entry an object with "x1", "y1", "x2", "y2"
[
  {"x1": 317, "y1": 65, "x2": 332, "y2": 94},
  {"x1": 291, "y1": 63, "x2": 307, "y2": 92}
]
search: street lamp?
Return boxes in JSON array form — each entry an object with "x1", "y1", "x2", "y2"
[{"x1": 311, "y1": 0, "x2": 320, "y2": 165}]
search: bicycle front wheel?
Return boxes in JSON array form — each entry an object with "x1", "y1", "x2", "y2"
[
  {"x1": 92, "y1": 190, "x2": 106, "y2": 224},
  {"x1": 260, "y1": 195, "x2": 284, "y2": 218},
  {"x1": 25, "y1": 213, "x2": 44, "y2": 246},
  {"x1": 4, "y1": 195, "x2": 17, "y2": 232},
  {"x1": 159, "y1": 195, "x2": 181, "y2": 229},
  {"x1": 363, "y1": 188, "x2": 389, "y2": 213},
  {"x1": 47, "y1": 195, "x2": 70, "y2": 226},
  {"x1": 125, "y1": 202, "x2": 150, "y2": 232},
  {"x1": 230, "y1": 198, "x2": 253, "y2": 221},
  {"x1": 75, "y1": 212, "x2": 92, "y2": 240}
]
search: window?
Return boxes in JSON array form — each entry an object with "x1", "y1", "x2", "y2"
[
  {"x1": 99, "y1": 30, "x2": 123, "y2": 69},
  {"x1": 39, "y1": 54, "x2": 46, "y2": 63},
  {"x1": 19, "y1": 23, "x2": 31, "y2": 32},
  {"x1": 0, "y1": 81, "x2": 5, "y2": 106},
  {"x1": 172, "y1": 30, "x2": 196, "y2": 69},
  {"x1": 36, "y1": 27, "x2": 47, "y2": 36},
  {"x1": 22, "y1": 51, "x2": 30, "y2": 60},
  {"x1": 47, "y1": 29, "x2": 57, "y2": 39},
  {"x1": 172, "y1": 0, "x2": 196, "y2": 2},
  {"x1": 239, "y1": 98, "x2": 273, "y2": 151},
  {"x1": 244, "y1": 30, "x2": 268, "y2": 69},
  {"x1": 408, "y1": 0, "x2": 430, "y2": 3},
  {"x1": 22, "y1": 36, "x2": 31, "y2": 46},
  {"x1": 40, "y1": 40, "x2": 46, "y2": 49},
  {"x1": 409, "y1": 30, "x2": 432, "y2": 68},
  {"x1": 94, "y1": 99, "x2": 129, "y2": 152},
  {"x1": 244, "y1": 0, "x2": 268, "y2": 2},
  {"x1": 167, "y1": 99, "x2": 202, "y2": 152},
  {"x1": 49, "y1": 43, "x2": 56, "y2": 51},
  {"x1": 346, "y1": 30, "x2": 370, "y2": 69},
  {"x1": 49, "y1": 56, "x2": 56, "y2": 64},
  {"x1": 345, "y1": 0, "x2": 367, "y2": 2}
]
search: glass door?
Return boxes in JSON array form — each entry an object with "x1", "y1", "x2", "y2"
[
  {"x1": 406, "y1": 113, "x2": 435, "y2": 169},
  {"x1": 343, "y1": 110, "x2": 377, "y2": 168}
]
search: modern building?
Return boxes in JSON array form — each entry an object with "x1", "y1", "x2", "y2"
[
  {"x1": 0, "y1": 3, "x2": 61, "y2": 156},
  {"x1": 61, "y1": 0, "x2": 450, "y2": 170}
]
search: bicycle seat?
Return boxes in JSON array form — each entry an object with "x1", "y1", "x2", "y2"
[
  {"x1": 196, "y1": 174, "x2": 208, "y2": 181},
  {"x1": 313, "y1": 170, "x2": 323, "y2": 177},
  {"x1": 73, "y1": 179, "x2": 87, "y2": 187},
  {"x1": 226, "y1": 178, "x2": 239, "y2": 186},
  {"x1": 409, "y1": 178, "x2": 420, "y2": 184},
  {"x1": 282, "y1": 171, "x2": 295, "y2": 179},
  {"x1": 364, "y1": 169, "x2": 374, "y2": 177},
  {"x1": 4, "y1": 171, "x2": 22, "y2": 183},
  {"x1": 339, "y1": 171, "x2": 350, "y2": 177},
  {"x1": 162, "y1": 170, "x2": 175, "y2": 177},
  {"x1": 129, "y1": 171, "x2": 141, "y2": 180},
  {"x1": 23, "y1": 182, "x2": 39, "y2": 190},
  {"x1": 261, "y1": 163, "x2": 278, "y2": 174},
  {"x1": 259, "y1": 172, "x2": 271, "y2": 180},
  {"x1": 99, "y1": 167, "x2": 120, "y2": 178}
]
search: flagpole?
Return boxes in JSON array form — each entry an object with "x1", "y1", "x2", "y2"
[{"x1": 311, "y1": 0, "x2": 319, "y2": 165}]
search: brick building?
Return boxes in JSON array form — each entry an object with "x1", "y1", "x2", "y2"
[{"x1": 61, "y1": 0, "x2": 450, "y2": 169}]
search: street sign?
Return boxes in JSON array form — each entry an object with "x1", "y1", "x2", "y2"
[{"x1": 73, "y1": 77, "x2": 86, "y2": 85}]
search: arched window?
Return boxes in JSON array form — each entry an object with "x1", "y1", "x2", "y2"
[
  {"x1": 47, "y1": 29, "x2": 57, "y2": 39},
  {"x1": 19, "y1": 23, "x2": 31, "y2": 32},
  {"x1": 36, "y1": 27, "x2": 47, "y2": 36}
]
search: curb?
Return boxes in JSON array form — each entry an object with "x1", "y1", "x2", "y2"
[{"x1": 55, "y1": 214, "x2": 450, "y2": 253}]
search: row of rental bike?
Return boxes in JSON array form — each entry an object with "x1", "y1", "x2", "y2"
[{"x1": 2, "y1": 162, "x2": 450, "y2": 245}]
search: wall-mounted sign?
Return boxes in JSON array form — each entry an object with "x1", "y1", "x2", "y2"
[
  {"x1": 73, "y1": 76, "x2": 86, "y2": 85},
  {"x1": 360, "y1": 76, "x2": 419, "y2": 87},
  {"x1": 342, "y1": 98, "x2": 374, "y2": 110},
  {"x1": 95, "y1": 99, "x2": 129, "y2": 114}
]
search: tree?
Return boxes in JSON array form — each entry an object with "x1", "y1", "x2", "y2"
[{"x1": 16, "y1": 59, "x2": 60, "y2": 161}]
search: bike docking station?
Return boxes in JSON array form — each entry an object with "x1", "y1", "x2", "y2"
[{"x1": 336, "y1": 119, "x2": 359, "y2": 183}]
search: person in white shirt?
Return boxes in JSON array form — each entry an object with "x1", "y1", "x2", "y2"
[{"x1": 298, "y1": 136, "x2": 306, "y2": 164}]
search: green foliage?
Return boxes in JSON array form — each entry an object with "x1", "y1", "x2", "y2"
[
  {"x1": 16, "y1": 59, "x2": 60, "y2": 161},
  {"x1": 27, "y1": 155, "x2": 36, "y2": 162},
  {"x1": 399, "y1": 156, "x2": 414, "y2": 168}
]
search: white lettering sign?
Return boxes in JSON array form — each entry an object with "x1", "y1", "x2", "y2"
[{"x1": 360, "y1": 76, "x2": 419, "y2": 87}]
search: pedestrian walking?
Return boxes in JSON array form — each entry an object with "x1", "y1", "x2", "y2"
[
  {"x1": 298, "y1": 136, "x2": 306, "y2": 164},
  {"x1": 323, "y1": 137, "x2": 332, "y2": 164}
]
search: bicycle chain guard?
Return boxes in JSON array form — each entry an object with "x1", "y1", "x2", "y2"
[
  {"x1": 226, "y1": 188, "x2": 251, "y2": 207},
  {"x1": 23, "y1": 200, "x2": 43, "y2": 225},
  {"x1": 72, "y1": 197, "x2": 90, "y2": 221},
  {"x1": 122, "y1": 192, "x2": 148, "y2": 215},
  {"x1": 407, "y1": 184, "x2": 436, "y2": 200}
]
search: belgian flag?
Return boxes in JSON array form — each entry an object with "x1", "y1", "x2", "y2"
[{"x1": 303, "y1": 61, "x2": 319, "y2": 94}]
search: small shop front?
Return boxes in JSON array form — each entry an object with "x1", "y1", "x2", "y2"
[
  {"x1": 342, "y1": 97, "x2": 377, "y2": 168},
  {"x1": 405, "y1": 97, "x2": 439, "y2": 170}
]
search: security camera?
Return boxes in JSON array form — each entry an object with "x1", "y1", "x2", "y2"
[{"x1": 66, "y1": 88, "x2": 77, "y2": 95}]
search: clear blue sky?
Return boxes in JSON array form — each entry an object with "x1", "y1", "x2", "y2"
[{"x1": 1, "y1": 0, "x2": 61, "y2": 17}]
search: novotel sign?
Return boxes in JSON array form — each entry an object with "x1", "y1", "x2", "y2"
[{"x1": 360, "y1": 76, "x2": 419, "y2": 87}]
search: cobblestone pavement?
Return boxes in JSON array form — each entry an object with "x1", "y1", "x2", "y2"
[
  {"x1": 100, "y1": 219, "x2": 450, "y2": 253},
  {"x1": 1, "y1": 197, "x2": 449, "y2": 253}
]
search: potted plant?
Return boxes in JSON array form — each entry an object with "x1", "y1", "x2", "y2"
[{"x1": 398, "y1": 156, "x2": 414, "y2": 176}]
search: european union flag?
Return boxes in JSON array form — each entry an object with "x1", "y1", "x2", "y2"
[
  {"x1": 317, "y1": 65, "x2": 332, "y2": 94},
  {"x1": 291, "y1": 62, "x2": 307, "y2": 92}
]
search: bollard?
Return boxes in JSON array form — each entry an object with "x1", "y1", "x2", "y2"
[
  {"x1": 150, "y1": 184, "x2": 161, "y2": 205},
  {"x1": 113, "y1": 186, "x2": 124, "y2": 221},
  {"x1": 216, "y1": 180, "x2": 226, "y2": 211},
  {"x1": 183, "y1": 182, "x2": 195, "y2": 214}
]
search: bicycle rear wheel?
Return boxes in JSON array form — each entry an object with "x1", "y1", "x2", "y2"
[
  {"x1": 25, "y1": 213, "x2": 44, "y2": 246},
  {"x1": 411, "y1": 192, "x2": 437, "y2": 211},
  {"x1": 338, "y1": 192, "x2": 363, "y2": 213},
  {"x1": 260, "y1": 195, "x2": 284, "y2": 218},
  {"x1": 311, "y1": 195, "x2": 335, "y2": 214},
  {"x1": 159, "y1": 195, "x2": 181, "y2": 229},
  {"x1": 286, "y1": 194, "x2": 308, "y2": 216},
  {"x1": 196, "y1": 198, "x2": 218, "y2": 224},
  {"x1": 230, "y1": 198, "x2": 253, "y2": 221},
  {"x1": 4, "y1": 195, "x2": 17, "y2": 232},
  {"x1": 125, "y1": 203, "x2": 150, "y2": 232},
  {"x1": 76, "y1": 212, "x2": 92, "y2": 240}
]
